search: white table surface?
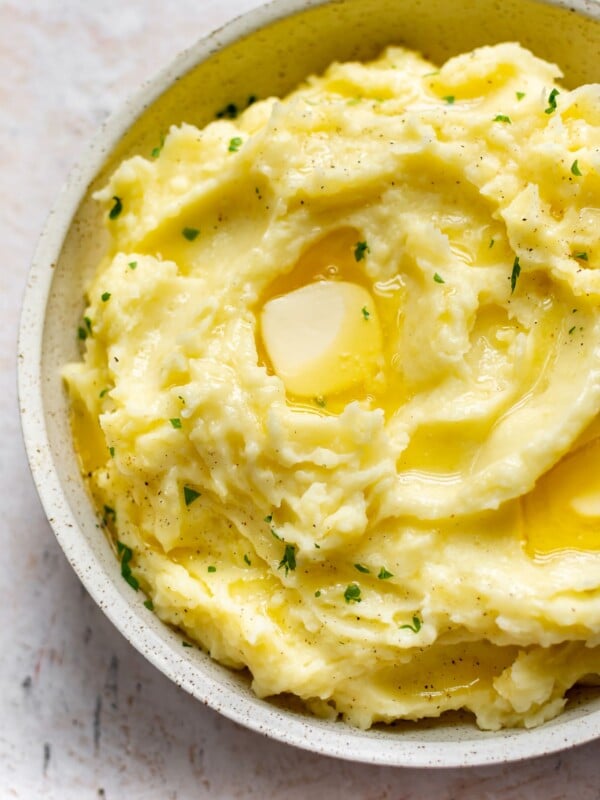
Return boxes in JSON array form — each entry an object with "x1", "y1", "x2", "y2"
[{"x1": 2, "y1": 1, "x2": 600, "y2": 797}]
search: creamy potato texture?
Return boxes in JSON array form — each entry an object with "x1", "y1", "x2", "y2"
[{"x1": 64, "y1": 43, "x2": 600, "y2": 730}]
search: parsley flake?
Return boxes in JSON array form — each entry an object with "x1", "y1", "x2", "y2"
[
  {"x1": 109, "y1": 196, "x2": 122, "y2": 220},
  {"x1": 400, "y1": 615, "x2": 422, "y2": 633},
  {"x1": 377, "y1": 567, "x2": 393, "y2": 580},
  {"x1": 103, "y1": 505, "x2": 116, "y2": 523},
  {"x1": 278, "y1": 543, "x2": 297, "y2": 576},
  {"x1": 243, "y1": 554, "x2": 251, "y2": 566},
  {"x1": 344, "y1": 583, "x2": 362, "y2": 603},
  {"x1": 151, "y1": 134, "x2": 165, "y2": 159},
  {"x1": 361, "y1": 306, "x2": 371, "y2": 320},
  {"x1": 77, "y1": 326, "x2": 88, "y2": 341},
  {"x1": 228, "y1": 136, "x2": 243, "y2": 152},
  {"x1": 182, "y1": 227, "x2": 200, "y2": 241},
  {"x1": 207, "y1": 565, "x2": 217, "y2": 573},
  {"x1": 544, "y1": 88, "x2": 560, "y2": 114},
  {"x1": 569, "y1": 325, "x2": 576, "y2": 335},
  {"x1": 574, "y1": 251, "x2": 589, "y2": 261},
  {"x1": 354, "y1": 241, "x2": 369, "y2": 262},
  {"x1": 571, "y1": 159, "x2": 583, "y2": 176},
  {"x1": 183, "y1": 486, "x2": 201, "y2": 506},
  {"x1": 442, "y1": 95, "x2": 455, "y2": 104},
  {"x1": 101, "y1": 291, "x2": 111, "y2": 302},
  {"x1": 433, "y1": 272, "x2": 445, "y2": 284},
  {"x1": 494, "y1": 114, "x2": 511, "y2": 123},
  {"x1": 169, "y1": 418, "x2": 182, "y2": 429},
  {"x1": 264, "y1": 514, "x2": 273, "y2": 524},
  {"x1": 489, "y1": 238, "x2": 495, "y2": 249},
  {"x1": 99, "y1": 388, "x2": 109, "y2": 398},
  {"x1": 116, "y1": 541, "x2": 139, "y2": 591},
  {"x1": 510, "y1": 256, "x2": 521, "y2": 294},
  {"x1": 516, "y1": 91, "x2": 526, "y2": 100},
  {"x1": 128, "y1": 261, "x2": 137, "y2": 270},
  {"x1": 182, "y1": 641, "x2": 193, "y2": 648},
  {"x1": 143, "y1": 598, "x2": 154, "y2": 611},
  {"x1": 354, "y1": 563, "x2": 370, "y2": 574},
  {"x1": 109, "y1": 446, "x2": 115, "y2": 458},
  {"x1": 315, "y1": 590, "x2": 321, "y2": 598}
]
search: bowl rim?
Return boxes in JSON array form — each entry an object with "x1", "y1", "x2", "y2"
[{"x1": 18, "y1": 0, "x2": 600, "y2": 769}]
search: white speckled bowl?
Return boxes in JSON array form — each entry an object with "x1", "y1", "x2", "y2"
[{"x1": 19, "y1": 0, "x2": 600, "y2": 767}]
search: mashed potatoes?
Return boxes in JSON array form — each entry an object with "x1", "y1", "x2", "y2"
[{"x1": 64, "y1": 42, "x2": 600, "y2": 730}]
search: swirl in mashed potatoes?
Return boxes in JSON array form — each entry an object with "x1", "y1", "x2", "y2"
[{"x1": 64, "y1": 42, "x2": 600, "y2": 730}]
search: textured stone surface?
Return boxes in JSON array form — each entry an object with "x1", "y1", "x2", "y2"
[{"x1": 2, "y1": 1, "x2": 600, "y2": 796}]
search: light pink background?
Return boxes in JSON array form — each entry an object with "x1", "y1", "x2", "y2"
[{"x1": 2, "y1": 1, "x2": 599, "y2": 796}]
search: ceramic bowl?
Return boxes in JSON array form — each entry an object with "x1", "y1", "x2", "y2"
[{"x1": 19, "y1": 0, "x2": 600, "y2": 767}]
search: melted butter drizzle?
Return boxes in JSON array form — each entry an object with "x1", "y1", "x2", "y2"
[
  {"x1": 255, "y1": 226, "x2": 405, "y2": 416},
  {"x1": 522, "y1": 428, "x2": 600, "y2": 559}
]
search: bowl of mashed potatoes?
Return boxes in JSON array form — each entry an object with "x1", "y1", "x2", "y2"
[{"x1": 19, "y1": 0, "x2": 600, "y2": 767}]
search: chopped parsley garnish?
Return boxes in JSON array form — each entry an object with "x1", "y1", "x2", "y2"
[
  {"x1": 344, "y1": 583, "x2": 362, "y2": 603},
  {"x1": 314, "y1": 395, "x2": 327, "y2": 408},
  {"x1": 128, "y1": 261, "x2": 137, "y2": 270},
  {"x1": 516, "y1": 91, "x2": 526, "y2": 100},
  {"x1": 109, "y1": 447, "x2": 115, "y2": 458},
  {"x1": 182, "y1": 641, "x2": 193, "y2": 648},
  {"x1": 569, "y1": 325, "x2": 576, "y2": 335},
  {"x1": 433, "y1": 272, "x2": 445, "y2": 284},
  {"x1": 116, "y1": 541, "x2": 139, "y2": 591},
  {"x1": 493, "y1": 114, "x2": 511, "y2": 123},
  {"x1": 182, "y1": 227, "x2": 200, "y2": 241},
  {"x1": 574, "y1": 251, "x2": 589, "y2": 261},
  {"x1": 354, "y1": 241, "x2": 369, "y2": 261},
  {"x1": 571, "y1": 159, "x2": 583, "y2": 176},
  {"x1": 361, "y1": 306, "x2": 371, "y2": 320},
  {"x1": 377, "y1": 567, "x2": 393, "y2": 580},
  {"x1": 264, "y1": 514, "x2": 273, "y2": 524},
  {"x1": 354, "y1": 563, "x2": 370, "y2": 574},
  {"x1": 400, "y1": 615, "x2": 422, "y2": 633},
  {"x1": 99, "y1": 388, "x2": 109, "y2": 398},
  {"x1": 278, "y1": 543, "x2": 297, "y2": 576},
  {"x1": 442, "y1": 95, "x2": 455, "y2": 104},
  {"x1": 151, "y1": 134, "x2": 165, "y2": 159},
  {"x1": 103, "y1": 505, "x2": 116, "y2": 523},
  {"x1": 169, "y1": 418, "x2": 182, "y2": 429},
  {"x1": 510, "y1": 256, "x2": 521, "y2": 294},
  {"x1": 207, "y1": 565, "x2": 217, "y2": 573},
  {"x1": 78, "y1": 326, "x2": 88, "y2": 341},
  {"x1": 183, "y1": 486, "x2": 201, "y2": 506},
  {"x1": 228, "y1": 137, "x2": 243, "y2": 152},
  {"x1": 109, "y1": 196, "x2": 123, "y2": 220},
  {"x1": 544, "y1": 88, "x2": 560, "y2": 114},
  {"x1": 314, "y1": 590, "x2": 321, "y2": 598},
  {"x1": 489, "y1": 238, "x2": 495, "y2": 249},
  {"x1": 243, "y1": 554, "x2": 251, "y2": 566},
  {"x1": 84, "y1": 317, "x2": 92, "y2": 335},
  {"x1": 143, "y1": 598, "x2": 154, "y2": 611},
  {"x1": 101, "y1": 292, "x2": 111, "y2": 302}
]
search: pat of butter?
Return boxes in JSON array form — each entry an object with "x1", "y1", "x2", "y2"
[
  {"x1": 260, "y1": 281, "x2": 383, "y2": 397},
  {"x1": 570, "y1": 491, "x2": 600, "y2": 519}
]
